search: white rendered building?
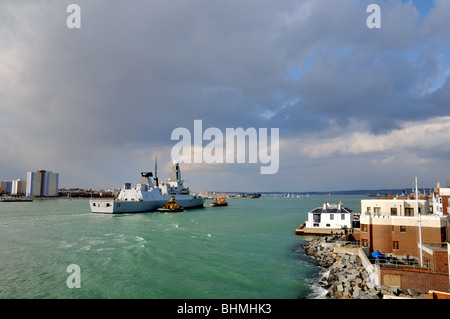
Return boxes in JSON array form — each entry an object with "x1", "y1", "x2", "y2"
[
  {"x1": 432, "y1": 183, "x2": 450, "y2": 216},
  {"x1": 305, "y1": 202, "x2": 355, "y2": 230}
]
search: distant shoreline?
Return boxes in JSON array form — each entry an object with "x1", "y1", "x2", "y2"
[{"x1": 1, "y1": 186, "x2": 431, "y2": 200}]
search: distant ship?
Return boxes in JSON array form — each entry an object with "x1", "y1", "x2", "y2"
[{"x1": 89, "y1": 160, "x2": 204, "y2": 214}]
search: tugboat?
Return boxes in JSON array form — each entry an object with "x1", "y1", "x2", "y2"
[
  {"x1": 158, "y1": 196, "x2": 184, "y2": 213},
  {"x1": 210, "y1": 196, "x2": 228, "y2": 207}
]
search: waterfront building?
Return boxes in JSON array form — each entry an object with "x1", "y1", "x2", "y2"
[
  {"x1": 304, "y1": 202, "x2": 357, "y2": 231},
  {"x1": 11, "y1": 179, "x2": 26, "y2": 196},
  {"x1": 432, "y1": 182, "x2": 450, "y2": 216},
  {"x1": 359, "y1": 196, "x2": 450, "y2": 264},
  {"x1": 1, "y1": 181, "x2": 12, "y2": 195},
  {"x1": 26, "y1": 170, "x2": 59, "y2": 197}
]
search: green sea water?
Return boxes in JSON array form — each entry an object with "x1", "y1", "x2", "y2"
[{"x1": 0, "y1": 195, "x2": 364, "y2": 299}]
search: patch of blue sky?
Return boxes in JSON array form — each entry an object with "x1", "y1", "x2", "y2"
[
  {"x1": 427, "y1": 47, "x2": 450, "y2": 94},
  {"x1": 287, "y1": 56, "x2": 315, "y2": 82},
  {"x1": 401, "y1": 0, "x2": 435, "y2": 22},
  {"x1": 404, "y1": 43, "x2": 424, "y2": 61},
  {"x1": 372, "y1": 44, "x2": 448, "y2": 94},
  {"x1": 330, "y1": 46, "x2": 354, "y2": 61},
  {"x1": 373, "y1": 42, "x2": 424, "y2": 65},
  {"x1": 259, "y1": 96, "x2": 302, "y2": 120}
]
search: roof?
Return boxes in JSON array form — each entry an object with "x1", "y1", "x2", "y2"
[{"x1": 308, "y1": 203, "x2": 353, "y2": 214}]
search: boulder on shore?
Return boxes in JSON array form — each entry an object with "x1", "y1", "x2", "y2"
[{"x1": 303, "y1": 236, "x2": 420, "y2": 299}]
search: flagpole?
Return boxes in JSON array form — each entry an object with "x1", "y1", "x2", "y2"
[{"x1": 416, "y1": 177, "x2": 423, "y2": 267}]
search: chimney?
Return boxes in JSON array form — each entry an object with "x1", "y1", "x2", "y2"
[{"x1": 389, "y1": 192, "x2": 392, "y2": 199}]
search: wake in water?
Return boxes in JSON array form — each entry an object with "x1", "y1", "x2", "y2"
[
  {"x1": 305, "y1": 268, "x2": 329, "y2": 299},
  {"x1": 60, "y1": 233, "x2": 148, "y2": 252},
  {"x1": 291, "y1": 241, "x2": 328, "y2": 299}
]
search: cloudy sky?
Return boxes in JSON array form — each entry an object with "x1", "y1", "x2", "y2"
[{"x1": 1, "y1": 0, "x2": 449, "y2": 192}]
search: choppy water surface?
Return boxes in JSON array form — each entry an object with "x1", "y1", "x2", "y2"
[{"x1": 0, "y1": 195, "x2": 364, "y2": 298}]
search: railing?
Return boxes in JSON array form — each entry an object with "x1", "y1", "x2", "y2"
[
  {"x1": 362, "y1": 211, "x2": 434, "y2": 218},
  {"x1": 373, "y1": 256, "x2": 436, "y2": 271},
  {"x1": 334, "y1": 240, "x2": 360, "y2": 248},
  {"x1": 421, "y1": 242, "x2": 447, "y2": 249},
  {"x1": 329, "y1": 239, "x2": 437, "y2": 270}
]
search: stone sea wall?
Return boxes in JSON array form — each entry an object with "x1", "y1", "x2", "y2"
[{"x1": 303, "y1": 236, "x2": 422, "y2": 299}]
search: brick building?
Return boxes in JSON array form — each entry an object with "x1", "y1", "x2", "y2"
[
  {"x1": 0, "y1": 181, "x2": 12, "y2": 195},
  {"x1": 360, "y1": 196, "x2": 450, "y2": 260}
]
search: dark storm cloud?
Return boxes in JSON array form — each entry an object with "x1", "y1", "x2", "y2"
[
  {"x1": 272, "y1": 0, "x2": 450, "y2": 136},
  {"x1": 1, "y1": 0, "x2": 449, "y2": 190},
  {"x1": 9, "y1": 0, "x2": 448, "y2": 135}
]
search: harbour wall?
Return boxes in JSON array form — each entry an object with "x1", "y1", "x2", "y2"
[{"x1": 303, "y1": 236, "x2": 423, "y2": 299}]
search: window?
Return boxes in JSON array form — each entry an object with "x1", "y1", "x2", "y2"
[
  {"x1": 362, "y1": 224, "x2": 367, "y2": 232},
  {"x1": 393, "y1": 241, "x2": 399, "y2": 250},
  {"x1": 362, "y1": 239, "x2": 368, "y2": 247},
  {"x1": 313, "y1": 214, "x2": 320, "y2": 223},
  {"x1": 405, "y1": 208, "x2": 414, "y2": 216},
  {"x1": 330, "y1": 214, "x2": 334, "y2": 220},
  {"x1": 367, "y1": 207, "x2": 371, "y2": 213},
  {"x1": 341, "y1": 214, "x2": 345, "y2": 220},
  {"x1": 400, "y1": 226, "x2": 406, "y2": 233},
  {"x1": 326, "y1": 224, "x2": 330, "y2": 227},
  {"x1": 374, "y1": 207, "x2": 381, "y2": 216},
  {"x1": 390, "y1": 207, "x2": 397, "y2": 216}
]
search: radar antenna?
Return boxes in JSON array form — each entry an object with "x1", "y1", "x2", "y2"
[{"x1": 154, "y1": 156, "x2": 159, "y2": 187}]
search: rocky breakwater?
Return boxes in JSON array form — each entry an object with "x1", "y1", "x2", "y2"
[{"x1": 303, "y1": 236, "x2": 421, "y2": 299}]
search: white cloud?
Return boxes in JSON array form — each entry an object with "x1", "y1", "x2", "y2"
[{"x1": 297, "y1": 116, "x2": 450, "y2": 159}]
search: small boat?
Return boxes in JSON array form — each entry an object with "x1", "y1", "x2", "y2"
[
  {"x1": 210, "y1": 196, "x2": 228, "y2": 207},
  {"x1": 158, "y1": 197, "x2": 184, "y2": 213}
]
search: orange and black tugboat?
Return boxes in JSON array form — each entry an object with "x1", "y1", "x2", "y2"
[{"x1": 158, "y1": 197, "x2": 184, "y2": 212}]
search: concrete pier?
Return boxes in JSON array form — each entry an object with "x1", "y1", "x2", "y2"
[
  {"x1": 0, "y1": 197, "x2": 33, "y2": 202},
  {"x1": 295, "y1": 222, "x2": 357, "y2": 237}
]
